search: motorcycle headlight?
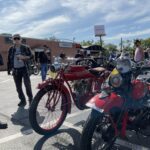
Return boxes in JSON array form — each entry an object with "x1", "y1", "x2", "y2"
[
  {"x1": 116, "y1": 58, "x2": 131, "y2": 74},
  {"x1": 109, "y1": 69, "x2": 122, "y2": 88}
]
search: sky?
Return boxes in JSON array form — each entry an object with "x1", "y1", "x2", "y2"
[{"x1": 0, "y1": 0, "x2": 150, "y2": 45}]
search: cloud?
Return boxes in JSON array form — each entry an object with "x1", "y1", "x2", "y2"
[
  {"x1": 73, "y1": 26, "x2": 92, "y2": 34},
  {"x1": 0, "y1": 0, "x2": 150, "y2": 43},
  {"x1": 60, "y1": 0, "x2": 104, "y2": 17},
  {"x1": 104, "y1": 0, "x2": 150, "y2": 23},
  {"x1": 0, "y1": 0, "x2": 60, "y2": 23},
  {"x1": 135, "y1": 16, "x2": 150, "y2": 24},
  {"x1": 60, "y1": 0, "x2": 150, "y2": 26},
  {"x1": 105, "y1": 28, "x2": 150, "y2": 41},
  {"x1": 20, "y1": 15, "x2": 70, "y2": 37}
]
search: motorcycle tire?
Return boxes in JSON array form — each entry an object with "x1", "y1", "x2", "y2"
[
  {"x1": 80, "y1": 110, "x2": 115, "y2": 150},
  {"x1": 29, "y1": 85, "x2": 68, "y2": 135},
  {"x1": 33, "y1": 66, "x2": 39, "y2": 75}
]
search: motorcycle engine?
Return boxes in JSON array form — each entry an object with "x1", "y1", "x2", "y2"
[
  {"x1": 72, "y1": 79, "x2": 92, "y2": 99},
  {"x1": 128, "y1": 108, "x2": 150, "y2": 130}
]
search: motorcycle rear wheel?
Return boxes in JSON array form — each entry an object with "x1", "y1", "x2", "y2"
[{"x1": 80, "y1": 110, "x2": 116, "y2": 150}]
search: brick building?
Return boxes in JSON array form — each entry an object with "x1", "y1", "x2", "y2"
[{"x1": 0, "y1": 34, "x2": 79, "y2": 71}]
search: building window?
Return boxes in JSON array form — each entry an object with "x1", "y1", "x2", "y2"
[{"x1": 5, "y1": 37, "x2": 12, "y2": 44}]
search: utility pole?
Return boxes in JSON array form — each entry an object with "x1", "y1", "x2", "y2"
[
  {"x1": 100, "y1": 35, "x2": 102, "y2": 47},
  {"x1": 121, "y1": 37, "x2": 123, "y2": 52},
  {"x1": 73, "y1": 37, "x2": 75, "y2": 43}
]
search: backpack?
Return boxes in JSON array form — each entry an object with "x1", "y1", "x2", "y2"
[{"x1": 0, "y1": 53, "x2": 4, "y2": 66}]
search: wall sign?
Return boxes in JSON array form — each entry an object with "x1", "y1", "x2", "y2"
[{"x1": 59, "y1": 42, "x2": 73, "y2": 48}]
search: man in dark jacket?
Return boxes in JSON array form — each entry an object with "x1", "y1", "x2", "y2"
[
  {"x1": 38, "y1": 45, "x2": 51, "y2": 81},
  {"x1": 7, "y1": 34, "x2": 33, "y2": 107}
]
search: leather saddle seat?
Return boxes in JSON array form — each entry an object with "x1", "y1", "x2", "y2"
[{"x1": 89, "y1": 67, "x2": 109, "y2": 77}]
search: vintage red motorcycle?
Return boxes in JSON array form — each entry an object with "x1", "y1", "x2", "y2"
[
  {"x1": 80, "y1": 57, "x2": 150, "y2": 150},
  {"x1": 29, "y1": 59, "x2": 110, "y2": 135}
]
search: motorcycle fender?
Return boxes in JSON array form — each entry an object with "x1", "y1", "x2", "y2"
[
  {"x1": 37, "y1": 79, "x2": 72, "y2": 113},
  {"x1": 86, "y1": 93, "x2": 123, "y2": 113}
]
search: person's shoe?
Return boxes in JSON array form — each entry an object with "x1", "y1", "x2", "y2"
[
  {"x1": 0, "y1": 121, "x2": 8, "y2": 129},
  {"x1": 18, "y1": 101, "x2": 26, "y2": 107}
]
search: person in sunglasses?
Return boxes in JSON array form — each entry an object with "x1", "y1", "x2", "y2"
[{"x1": 7, "y1": 34, "x2": 33, "y2": 107}]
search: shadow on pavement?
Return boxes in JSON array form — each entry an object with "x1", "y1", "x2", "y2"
[
  {"x1": 34, "y1": 128, "x2": 81, "y2": 150},
  {"x1": 10, "y1": 107, "x2": 32, "y2": 134}
]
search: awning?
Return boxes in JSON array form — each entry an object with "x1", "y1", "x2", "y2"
[{"x1": 82, "y1": 45, "x2": 105, "y2": 51}]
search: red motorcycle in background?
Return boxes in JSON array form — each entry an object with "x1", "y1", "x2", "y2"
[
  {"x1": 29, "y1": 58, "x2": 110, "y2": 135},
  {"x1": 80, "y1": 57, "x2": 150, "y2": 150}
]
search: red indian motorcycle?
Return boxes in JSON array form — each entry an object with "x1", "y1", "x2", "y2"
[
  {"x1": 80, "y1": 58, "x2": 150, "y2": 150},
  {"x1": 29, "y1": 59, "x2": 111, "y2": 135}
]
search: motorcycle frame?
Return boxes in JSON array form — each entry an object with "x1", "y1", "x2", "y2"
[{"x1": 37, "y1": 65, "x2": 107, "y2": 113}]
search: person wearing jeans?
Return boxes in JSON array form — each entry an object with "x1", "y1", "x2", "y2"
[
  {"x1": 41, "y1": 63, "x2": 48, "y2": 81},
  {"x1": 39, "y1": 45, "x2": 51, "y2": 81}
]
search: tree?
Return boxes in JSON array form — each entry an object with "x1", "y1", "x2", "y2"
[
  {"x1": 49, "y1": 36, "x2": 58, "y2": 41},
  {"x1": 104, "y1": 43, "x2": 117, "y2": 52},
  {"x1": 118, "y1": 39, "x2": 134, "y2": 57},
  {"x1": 94, "y1": 40, "x2": 104, "y2": 46},
  {"x1": 141, "y1": 38, "x2": 150, "y2": 49},
  {"x1": 80, "y1": 40, "x2": 94, "y2": 46},
  {"x1": 45, "y1": 36, "x2": 59, "y2": 41}
]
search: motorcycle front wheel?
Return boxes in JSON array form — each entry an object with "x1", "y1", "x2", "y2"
[
  {"x1": 29, "y1": 85, "x2": 68, "y2": 135},
  {"x1": 80, "y1": 110, "x2": 116, "y2": 150}
]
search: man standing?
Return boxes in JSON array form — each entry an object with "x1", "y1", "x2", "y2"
[
  {"x1": 0, "y1": 52, "x2": 8, "y2": 129},
  {"x1": 75, "y1": 49, "x2": 84, "y2": 59},
  {"x1": 39, "y1": 45, "x2": 51, "y2": 81},
  {"x1": 134, "y1": 39, "x2": 144, "y2": 62},
  {"x1": 7, "y1": 34, "x2": 33, "y2": 107}
]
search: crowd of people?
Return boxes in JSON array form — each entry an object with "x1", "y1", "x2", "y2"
[{"x1": 0, "y1": 34, "x2": 150, "y2": 131}]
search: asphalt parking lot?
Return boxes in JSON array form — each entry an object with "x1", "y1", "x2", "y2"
[{"x1": 0, "y1": 71, "x2": 150, "y2": 150}]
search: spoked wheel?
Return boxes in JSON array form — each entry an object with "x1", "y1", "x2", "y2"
[
  {"x1": 29, "y1": 85, "x2": 68, "y2": 135},
  {"x1": 80, "y1": 110, "x2": 116, "y2": 150}
]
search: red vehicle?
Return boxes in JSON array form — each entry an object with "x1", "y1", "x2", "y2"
[
  {"x1": 29, "y1": 61, "x2": 110, "y2": 135},
  {"x1": 80, "y1": 57, "x2": 150, "y2": 150}
]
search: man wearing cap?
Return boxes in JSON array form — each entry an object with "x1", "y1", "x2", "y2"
[{"x1": 7, "y1": 34, "x2": 33, "y2": 107}]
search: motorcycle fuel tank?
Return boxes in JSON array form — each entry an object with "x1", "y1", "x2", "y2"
[
  {"x1": 86, "y1": 92, "x2": 123, "y2": 113},
  {"x1": 131, "y1": 79, "x2": 148, "y2": 100}
]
